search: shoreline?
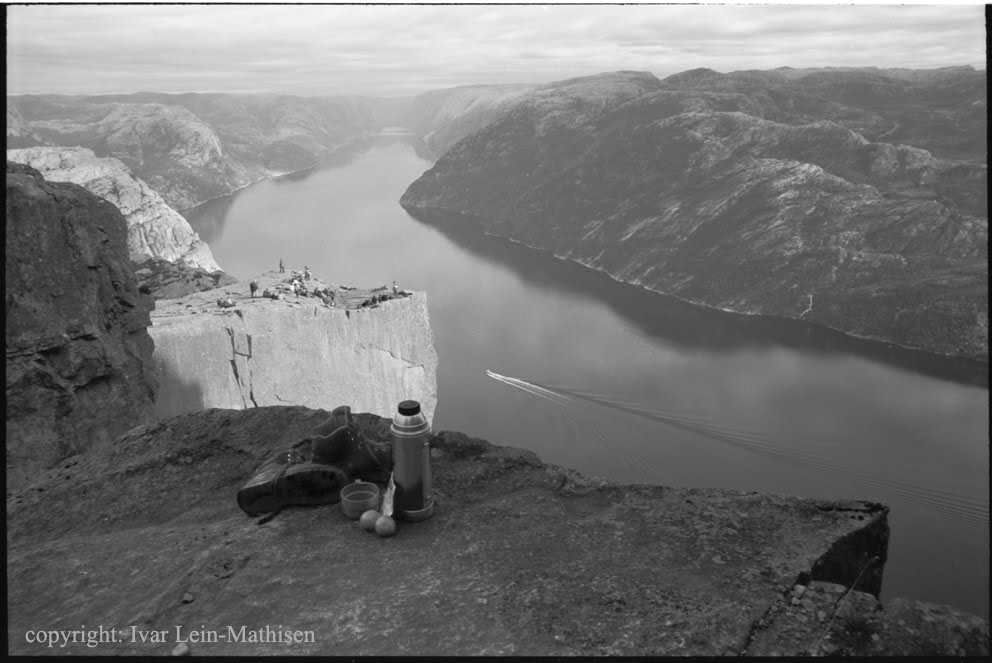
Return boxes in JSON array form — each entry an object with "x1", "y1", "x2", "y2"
[
  {"x1": 176, "y1": 162, "x2": 320, "y2": 214},
  {"x1": 176, "y1": 135, "x2": 380, "y2": 213},
  {"x1": 520, "y1": 235, "x2": 991, "y2": 370},
  {"x1": 405, "y1": 205, "x2": 989, "y2": 378}
]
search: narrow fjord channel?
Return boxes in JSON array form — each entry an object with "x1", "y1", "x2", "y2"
[{"x1": 183, "y1": 136, "x2": 989, "y2": 617}]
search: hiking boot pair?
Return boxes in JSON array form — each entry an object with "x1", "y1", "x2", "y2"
[{"x1": 236, "y1": 406, "x2": 392, "y2": 520}]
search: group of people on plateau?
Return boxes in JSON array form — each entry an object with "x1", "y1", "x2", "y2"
[{"x1": 241, "y1": 262, "x2": 409, "y2": 311}]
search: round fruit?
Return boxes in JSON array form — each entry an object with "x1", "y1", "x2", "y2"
[
  {"x1": 375, "y1": 515, "x2": 396, "y2": 537},
  {"x1": 359, "y1": 510, "x2": 380, "y2": 532}
]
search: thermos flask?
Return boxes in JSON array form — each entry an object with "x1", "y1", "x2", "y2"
[{"x1": 390, "y1": 399, "x2": 434, "y2": 521}]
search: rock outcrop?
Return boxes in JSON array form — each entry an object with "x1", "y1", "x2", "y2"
[
  {"x1": 5, "y1": 162, "x2": 158, "y2": 491},
  {"x1": 131, "y1": 256, "x2": 239, "y2": 300},
  {"x1": 401, "y1": 70, "x2": 988, "y2": 360},
  {"x1": 150, "y1": 273, "x2": 438, "y2": 425},
  {"x1": 6, "y1": 406, "x2": 987, "y2": 655},
  {"x1": 6, "y1": 146, "x2": 222, "y2": 271}
]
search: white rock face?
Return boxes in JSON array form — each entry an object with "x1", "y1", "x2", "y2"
[
  {"x1": 150, "y1": 291, "x2": 439, "y2": 426},
  {"x1": 6, "y1": 146, "x2": 221, "y2": 272}
]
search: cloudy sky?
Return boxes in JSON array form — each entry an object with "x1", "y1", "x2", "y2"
[{"x1": 7, "y1": 2, "x2": 986, "y2": 97}]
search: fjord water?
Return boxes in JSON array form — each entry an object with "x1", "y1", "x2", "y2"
[{"x1": 183, "y1": 136, "x2": 989, "y2": 617}]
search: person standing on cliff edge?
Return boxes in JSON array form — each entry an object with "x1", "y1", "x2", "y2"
[
  {"x1": 250, "y1": 279, "x2": 258, "y2": 298},
  {"x1": 279, "y1": 258, "x2": 285, "y2": 274}
]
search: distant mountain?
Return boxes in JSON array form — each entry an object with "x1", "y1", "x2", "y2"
[
  {"x1": 770, "y1": 66, "x2": 985, "y2": 161},
  {"x1": 6, "y1": 105, "x2": 45, "y2": 148},
  {"x1": 7, "y1": 93, "x2": 388, "y2": 209},
  {"x1": 402, "y1": 84, "x2": 534, "y2": 158},
  {"x1": 7, "y1": 87, "x2": 551, "y2": 209},
  {"x1": 7, "y1": 146, "x2": 222, "y2": 271},
  {"x1": 401, "y1": 68, "x2": 988, "y2": 360},
  {"x1": 774, "y1": 65, "x2": 982, "y2": 84}
]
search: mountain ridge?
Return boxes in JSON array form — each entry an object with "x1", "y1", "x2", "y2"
[
  {"x1": 6, "y1": 93, "x2": 387, "y2": 209},
  {"x1": 400, "y1": 68, "x2": 988, "y2": 360}
]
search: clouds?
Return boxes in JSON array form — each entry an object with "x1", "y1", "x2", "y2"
[{"x1": 7, "y1": 3, "x2": 986, "y2": 96}]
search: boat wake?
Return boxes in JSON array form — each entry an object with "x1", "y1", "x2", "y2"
[{"x1": 485, "y1": 369, "x2": 988, "y2": 533}]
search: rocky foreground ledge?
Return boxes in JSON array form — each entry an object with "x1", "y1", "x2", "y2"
[{"x1": 6, "y1": 407, "x2": 987, "y2": 656}]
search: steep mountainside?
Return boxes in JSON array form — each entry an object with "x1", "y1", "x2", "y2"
[
  {"x1": 403, "y1": 84, "x2": 534, "y2": 157},
  {"x1": 7, "y1": 93, "x2": 387, "y2": 209},
  {"x1": 7, "y1": 146, "x2": 222, "y2": 271},
  {"x1": 6, "y1": 162, "x2": 158, "y2": 490},
  {"x1": 401, "y1": 69, "x2": 988, "y2": 360}
]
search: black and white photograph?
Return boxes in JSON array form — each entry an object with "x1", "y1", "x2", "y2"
[{"x1": 5, "y1": 0, "x2": 988, "y2": 655}]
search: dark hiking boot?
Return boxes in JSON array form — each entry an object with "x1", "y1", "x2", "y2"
[
  {"x1": 236, "y1": 449, "x2": 348, "y2": 517},
  {"x1": 308, "y1": 405, "x2": 356, "y2": 464},
  {"x1": 309, "y1": 405, "x2": 392, "y2": 483}
]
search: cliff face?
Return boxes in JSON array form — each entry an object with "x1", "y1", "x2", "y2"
[
  {"x1": 401, "y1": 69, "x2": 988, "y2": 360},
  {"x1": 6, "y1": 146, "x2": 222, "y2": 272},
  {"x1": 150, "y1": 277, "x2": 438, "y2": 425},
  {"x1": 5, "y1": 162, "x2": 158, "y2": 490},
  {"x1": 8, "y1": 93, "x2": 386, "y2": 209}
]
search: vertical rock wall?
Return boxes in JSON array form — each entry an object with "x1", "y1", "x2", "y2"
[
  {"x1": 150, "y1": 292, "x2": 438, "y2": 425},
  {"x1": 5, "y1": 162, "x2": 158, "y2": 490}
]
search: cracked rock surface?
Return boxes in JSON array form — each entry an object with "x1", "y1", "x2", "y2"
[
  {"x1": 7, "y1": 407, "x2": 985, "y2": 655},
  {"x1": 745, "y1": 580, "x2": 988, "y2": 656}
]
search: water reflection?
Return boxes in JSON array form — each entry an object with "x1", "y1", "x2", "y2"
[
  {"x1": 404, "y1": 206, "x2": 989, "y2": 389},
  {"x1": 180, "y1": 194, "x2": 236, "y2": 245}
]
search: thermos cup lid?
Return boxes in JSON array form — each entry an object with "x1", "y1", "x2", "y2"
[{"x1": 398, "y1": 400, "x2": 421, "y2": 416}]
